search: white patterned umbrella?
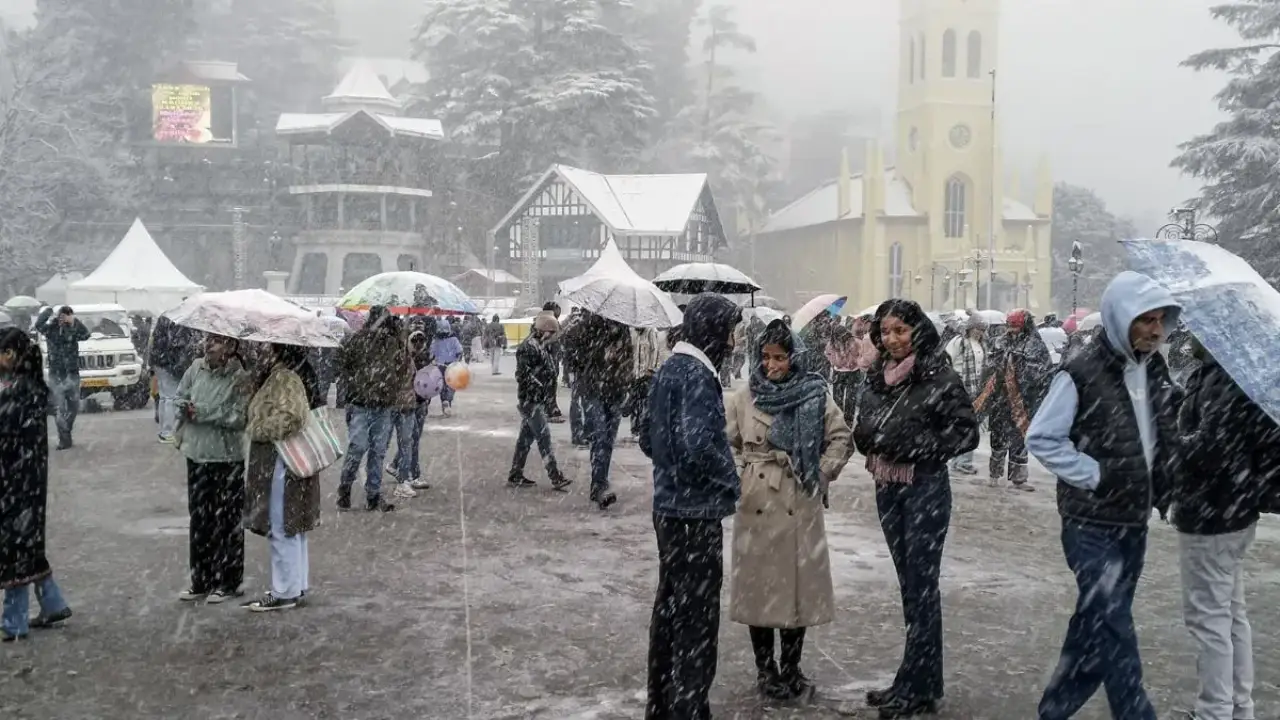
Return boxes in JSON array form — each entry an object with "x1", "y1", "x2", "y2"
[
  {"x1": 652, "y1": 263, "x2": 761, "y2": 295},
  {"x1": 339, "y1": 271, "x2": 479, "y2": 316},
  {"x1": 560, "y1": 241, "x2": 682, "y2": 328},
  {"x1": 165, "y1": 290, "x2": 344, "y2": 347}
]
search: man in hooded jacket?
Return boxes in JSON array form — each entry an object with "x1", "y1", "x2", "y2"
[
  {"x1": 639, "y1": 293, "x2": 742, "y2": 720},
  {"x1": 1027, "y1": 271, "x2": 1181, "y2": 720}
]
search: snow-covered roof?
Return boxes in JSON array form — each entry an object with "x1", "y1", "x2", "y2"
[
  {"x1": 341, "y1": 57, "x2": 429, "y2": 91},
  {"x1": 275, "y1": 110, "x2": 445, "y2": 142},
  {"x1": 453, "y1": 268, "x2": 521, "y2": 284},
  {"x1": 323, "y1": 60, "x2": 401, "y2": 113},
  {"x1": 760, "y1": 170, "x2": 1046, "y2": 235},
  {"x1": 71, "y1": 219, "x2": 202, "y2": 293},
  {"x1": 495, "y1": 164, "x2": 711, "y2": 238},
  {"x1": 181, "y1": 60, "x2": 250, "y2": 84}
]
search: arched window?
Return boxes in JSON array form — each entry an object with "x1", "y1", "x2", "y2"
[
  {"x1": 967, "y1": 31, "x2": 983, "y2": 78},
  {"x1": 942, "y1": 29, "x2": 957, "y2": 77},
  {"x1": 889, "y1": 242, "x2": 904, "y2": 297},
  {"x1": 944, "y1": 176, "x2": 968, "y2": 238},
  {"x1": 908, "y1": 37, "x2": 916, "y2": 84},
  {"x1": 918, "y1": 34, "x2": 926, "y2": 80}
]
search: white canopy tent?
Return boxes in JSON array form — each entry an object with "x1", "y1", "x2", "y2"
[
  {"x1": 35, "y1": 272, "x2": 85, "y2": 307},
  {"x1": 68, "y1": 219, "x2": 204, "y2": 314}
]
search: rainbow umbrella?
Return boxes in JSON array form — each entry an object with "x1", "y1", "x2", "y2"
[
  {"x1": 339, "y1": 271, "x2": 479, "y2": 316},
  {"x1": 793, "y1": 294, "x2": 847, "y2": 330}
]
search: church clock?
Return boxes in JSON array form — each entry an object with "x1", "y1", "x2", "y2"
[{"x1": 949, "y1": 123, "x2": 972, "y2": 149}]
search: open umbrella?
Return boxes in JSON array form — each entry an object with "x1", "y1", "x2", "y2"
[
  {"x1": 973, "y1": 309, "x2": 1007, "y2": 326},
  {"x1": 165, "y1": 290, "x2": 344, "y2": 347},
  {"x1": 560, "y1": 240, "x2": 682, "y2": 328},
  {"x1": 4, "y1": 295, "x2": 41, "y2": 310},
  {"x1": 793, "y1": 294, "x2": 847, "y2": 330},
  {"x1": 339, "y1": 271, "x2": 478, "y2": 316},
  {"x1": 1076, "y1": 312, "x2": 1102, "y2": 333},
  {"x1": 1125, "y1": 238, "x2": 1280, "y2": 423},
  {"x1": 652, "y1": 263, "x2": 761, "y2": 295}
]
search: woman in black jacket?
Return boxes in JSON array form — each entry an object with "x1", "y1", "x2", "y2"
[{"x1": 854, "y1": 299, "x2": 979, "y2": 718}]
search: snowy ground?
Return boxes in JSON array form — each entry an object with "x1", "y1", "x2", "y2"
[{"x1": 4, "y1": 355, "x2": 1280, "y2": 719}]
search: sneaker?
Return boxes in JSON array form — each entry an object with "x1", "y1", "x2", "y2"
[
  {"x1": 442, "y1": 403, "x2": 453, "y2": 418},
  {"x1": 295, "y1": 591, "x2": 308, "y2": 608},
  {"x1": 30, "y1": 607, "x2": 72, "y2": 628},
  {"x1": 206, "y1": 589, "x2": 244, "y2": 605},
  {"x1": 877, "y1": 697, "x2": 939, "y2": 718},
  {"x1": 409, "y1": 477, "x2": 431, "y2": 490},
  {"x1": 1010, "y1": 483, "x2": 1036, "y2": 492},
  {"x1": 336, "y1": 492, "x2": 352, "y2": 511},
  {"x1": 550, "y1": 474, "x2": 573, "y2": 492},
  {"x1": 507, "y1": 473, "x2": 537, "y2": 488},
  {"x1": 158, "y1": 434, "x2": 174, "y2": 445},
  {"x1": 384, "y1": 464, "x2": 399, "y2": 480},
  {"x1": 394, "y1": 483, "x2": 418, "y2": 499},
  {"x1": 245, "y1": 593, "x2": 298, "y2": 612},
  {"x1": 367, "y1": 497, "x2": 396, "y2": 512},
  {"x1": 178, "y1": 588, "x2": 208, "y2": 602},
  {"x1": 592, "y1": 490, "x2": 618, "y2": 510},
  {"x1": 55, "y1": 440, "x2": 72, "y2": 451}
]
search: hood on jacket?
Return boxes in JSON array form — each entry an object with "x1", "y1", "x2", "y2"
[
  {"x1": 682, "y1": 294, "x2": 742, "y2": 369},
  {"x1": 434, "y1": 321, "x2": 455, "y2": 339},
  {"x1": 1100, "y1": 271, "x2": 1181, "y2": 363}
]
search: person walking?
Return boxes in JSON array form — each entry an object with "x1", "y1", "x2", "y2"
[
  {"x1": 854, "y1": 299, "x2": 979, "y2": 718},
  {"x1": 337, "y1": 306, "x2": 402, "y2": 512},
  {"x1": 174, "y1": 334, "x2": 251, "y2": 604},
  {"x1": 508, "y1": 312, "x2": 571, "y2": 490},
  {"x1": 430, "y1": 319, "x2": 464, "y2": 417},
  {"x1": 1026, "y1": 271, "x2": 1182, "y2": 720},
  {"x1": 726, "y1": 319, "x2": 851, "y2": 701},
  {"x1": 1172, "y1": 336, "x2": 1280, "y2": 720},
  {"x1": 639, "y1": 293, "x2": 742, "y2": 720},
  {"x1": 944, "y1": 315, "x2": 987, "y2": 476},
  {"x1": 243, "y1": 344, "x2": 324, "y2": 612},
  {"x1": 0, "y1": 329, "x2": 72, "y2": 641},
  {"x1": 33, "y1": 306, "x2": 89, "y2": 450},
  {"x1": 974, "y1": 309, "x2": 1052, "y2": 490},
  {"x1": 483, "y1": 314, "x2": 506, "y2": 375},
  {"x1": 562, "y1": 311, "x2": 633, "y2": 509},
  {"x1": 150, "y1": 313, "x2": 201, "y2": 445},
  {"x1": 388, "y1": 329, "x2": 433, "y2": 495}
]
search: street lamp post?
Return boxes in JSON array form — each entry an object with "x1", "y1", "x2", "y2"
[
  {"x1": 1156, "y1": 207, "x2": 1218, "y2": 243},
  {"x1": 1067, "y1": 240, "x2": 1083, "y2": 317},
  {"x1": 916, "y1": 264, "x2": 950, "y2": 310},
  {"x1": 961, "y1": 255, "x2": 983, "y2": 309}
]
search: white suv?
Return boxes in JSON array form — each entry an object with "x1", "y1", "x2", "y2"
[{"x1": 37, "y1": 304, "x2": 147, "y2": 409}]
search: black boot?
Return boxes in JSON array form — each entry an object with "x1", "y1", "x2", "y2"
[
  {"x1": 549, "y1": 470, "x2": 572, "y2": 492},
  {"x1": 336, "y1": 489, "x2": 351, "y2": 511},
  {"x1": 507, "y1": 471, "x2": 536, "y2": 488},
  {"x1": 866, "y1": 688, "x2": 896, "y2": 707},
  {"x1": 755, "y1": 661, "x2": 788, "y2": 700},
  {"x1": 590, "y1": 489, "x2": 617, "y2": 509},
  {"x1": 780, "y1": 666, "x2": 814, "y2": 701},
  {"x1": 878, "y1": 697, "x2": 939, "y2": 718}
]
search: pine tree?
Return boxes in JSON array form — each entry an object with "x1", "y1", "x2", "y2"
[
  {"x1": 1049, "y1": 183, "x2": 1136, "y2": 311},
  {"x1": 1172, "y1": 0, "x2": 1280, "y2": 282}
]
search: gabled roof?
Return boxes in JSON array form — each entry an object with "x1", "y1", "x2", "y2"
[
  {"x1": 275, "y1": 110, "x2": 445, "y2": 142},
  {"x1": 340, "y1": 57, "x2": 429, "y2": 91},
  {"x1": 323, "y1": 60, "x2": 401, "y2": 113},
  {"x1": 71, "y1": 219, "x2": 202, "y2": 292},
  {"x1": 494, "y1": 164, "x2": 712, "y2": 238},
  {"x1": 453, "y1": 268, "x2": 522, "y2": 284}
]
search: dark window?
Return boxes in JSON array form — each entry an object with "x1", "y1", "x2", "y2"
[
  {"x1": 909, "y1": 37, "x2": 916, "y2": 84},
  {"x1": 967, "y1": 31, "x2": 983, "y2": 78},
  {"x1": 397, "y1": 254, "x2": 420, "y2": 272},
  {"x1": 942, "y1": 29, "x2": 957, "y2": 77},
  {"x1": 297, "y1": 253, "x2": 328, "y2": 295},
  {"x1": 341, "y1": 253, "x2": 382, "y2": 292},
  {"x1": 944, "y1": 176, "x2": 968, "y2": 238}
]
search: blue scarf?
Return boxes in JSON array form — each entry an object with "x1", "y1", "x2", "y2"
[{"x1": 749, "y1": 332, "x2": 829, "y2": 497}]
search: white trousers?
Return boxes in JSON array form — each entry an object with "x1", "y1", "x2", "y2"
[
  {"x1": 269, "y1": 457, "x2": 309, "y2": 600},
  {"x1": 1179, "y1": 524, "x2": 1256, "y2": 720}
]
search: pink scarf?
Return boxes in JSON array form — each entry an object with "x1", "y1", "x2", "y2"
[{"x1": 867, "y1": 353, "x2": 918, "y2": 485}]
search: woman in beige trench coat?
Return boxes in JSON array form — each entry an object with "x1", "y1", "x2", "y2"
[{"x1": 726, "y1": 319, "x2": 851, "y2": 701}]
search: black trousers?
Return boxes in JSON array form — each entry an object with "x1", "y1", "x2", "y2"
[
  {"x1": 186, "y1": 460, "x2": 245, "y2": 594},
  {"x1": 749, "y1": 626, "x2": 807, "y2": 673},
  {"x1": 646, "y1": 515, "x2": 724, "y2": 720},
  {"x1": 545, "y1": 374, "x2": 562, "y2": 418},
  {"x1": 990, "y1": 422, "x2": 1029, "y2": 484},
  {"x1": 831, "y1": 370, "x2": 863, "y2": 427},
  {"x1": 628, "y1": 376, "x2": 652, "y2": 436}
]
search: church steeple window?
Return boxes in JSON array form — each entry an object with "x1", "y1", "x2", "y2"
[
  {"x1": 909, "y1": 37, "x2": 916, "y2": 83},
  {"x1": 944, "y1": 176, "x2": 968, "y2": 238},
  {"x1": 889, "y1": 242, "x2": 904, "y2": 297},
  {"x1": 918, "y1": 34, "x2": 926, "y2": 80},
  {"x1": 942, "y1": 29, "x2": 957, "y2": 78},
  {"x1": 967, "y1": 31, "x2": 983, "y2": 78}
]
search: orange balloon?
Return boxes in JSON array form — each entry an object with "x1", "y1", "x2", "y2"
[{"x1": 444, "y1": 361, "x2": 471, "y2": 391}]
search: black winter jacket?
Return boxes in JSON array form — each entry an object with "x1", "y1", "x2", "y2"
[
  {"x1": 1174, "y1": 361, "x2": 1280, "y2": 535},
  {"x1": 515, "y1": 336, "x2": 557, "y2": 408},
  {"x1": 34, "y1": 309, "x2": 89, "y2": 379},
  {"x1": 562, "y1": 313, "x2": 633, "y2": 405}
]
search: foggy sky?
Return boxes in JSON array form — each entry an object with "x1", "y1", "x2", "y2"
[{"x1": 731, "y1": 0, "x2": 1238, "y2": 229}]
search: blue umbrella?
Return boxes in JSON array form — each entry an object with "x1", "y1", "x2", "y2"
[{"x1": 1123, "y1": 238, "x2": 1280, "y2": 424}]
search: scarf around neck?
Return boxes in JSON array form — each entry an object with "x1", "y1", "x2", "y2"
[
  {"x1": 750, "y1": 335, "x2": 829, "y2": 497},
  {"x1": 884, "y1": 353, "x2": 917, "y2": 386}
]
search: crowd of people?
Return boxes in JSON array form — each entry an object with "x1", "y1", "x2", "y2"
[{"x1": 1, "y1": 269, "x2": 1277, "y2": 720}]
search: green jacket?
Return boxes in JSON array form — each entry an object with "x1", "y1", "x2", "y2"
[{"x1": 175, "y1": 357, "x2": 251, "y2": 463}]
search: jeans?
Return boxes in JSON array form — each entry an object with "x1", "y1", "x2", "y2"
[
  {"x1": 186, "y1": 460, "x2": 245, "y2": 594},
  {"x1": 157, "y1": 367, "x2": 182, "y2": 437},
  {"x1": 269, "y1": 457, "x2": 309, "y2": 600},
  {"x1": 391, "y1": 404, "x2": 428, "y2": 481},
  {"x1": 437, "y1": 364, "x2": 455, "y2": 405},
  {"x1": 876, "y1": 472, "x2": 951, "y2": 701},
  {"x1": 1038, "y1": 521, "x2": 1155, "y2": 720},
  {"x1": 339, "y1": 405, "x2": 395, "y2": 502},
  {"x1": 511, "y1": 403, "x2": 561, "y2": 479},
  {"x1": 646, "y1": 515, "x2": 723, "y2": 720},
  {"x1": 50, "y1": 375, "x2": 79, "y2": 445},
  {"x1": 3, "y1": 576, "x2": 69, "y2": 637},
  {"x1": 1179, "y1": 525, "x2": 1257, "y2": 720},
  {"x1": 569, "y1": 384, "x2": 586, "y2": 444},
  {"x1": 990, "y1": 424, "x2": 1029, "y2": 485},
  {"x1": 584, "y1": 396, "x2": 622, "y2": 497}
]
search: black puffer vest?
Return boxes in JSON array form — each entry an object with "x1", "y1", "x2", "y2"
[{"x1": 1055, "y1": 333, "x2": 1177, "y2": 527}]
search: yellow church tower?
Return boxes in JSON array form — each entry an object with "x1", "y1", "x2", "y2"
[{"x1": 893, "y1": 0, "x2": 1052, "y2": 312}]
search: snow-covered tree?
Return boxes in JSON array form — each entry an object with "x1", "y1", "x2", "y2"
[
  {"x1": 1172, "y1": 0, "x2": 1280, "y2": 282},
  {"x1": 1049, "y1": 183, "x2": 1136, "y2": 312},
  {"x1": 413, "y1": 0, "x2": 658, "y2": 203}
]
